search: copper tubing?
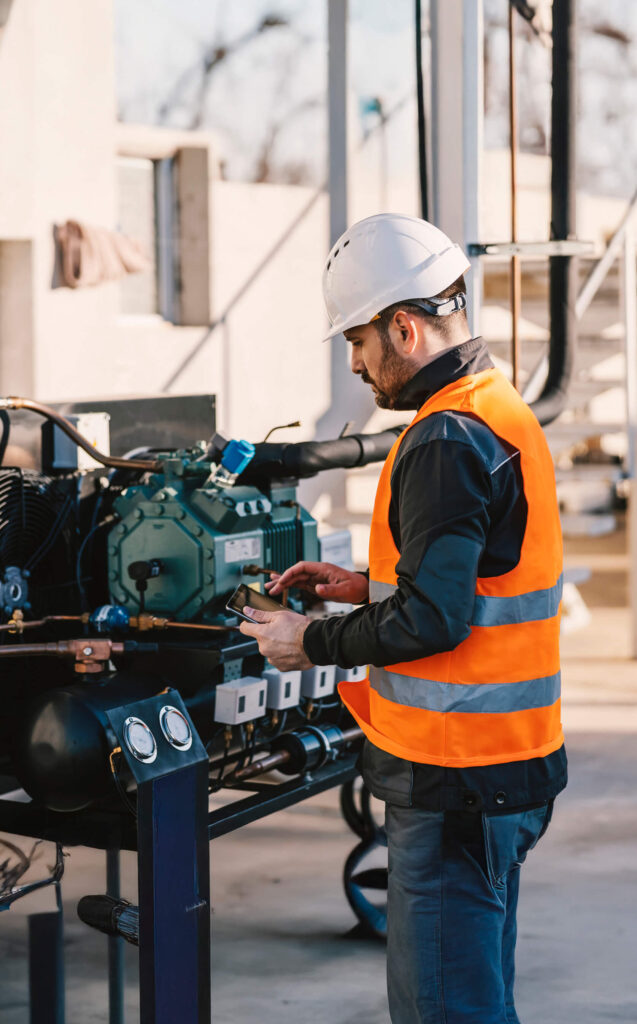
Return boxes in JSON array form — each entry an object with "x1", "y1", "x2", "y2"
[
  {"x1": 0, "y1": 639, "x2": 125, "y2": 658},
  {"x1": 233, "y1": 749, "x2": 292, "y2": 780},
  {"x1": 162, "y1": 620, "x2": 239, "y2": 633},
  {"x1": 0, "y1": 615, "x2": 85, "y2": 633},
  {"x1": 0, "y1": 643, "x2": 66, "y2": 656},
  {"x1": 232, "y1": 725, "x2": 363, "y2": 782},
  {"x1": 242, "y1": 564, "x2": 282, "y2": 577},
  {"x1": 0, "y1": 397, "x2": 161, "y2": 472}
]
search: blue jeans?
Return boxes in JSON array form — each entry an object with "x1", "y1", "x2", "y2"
[{"x1": 385, "y1": 801, "x2": 554, "y2": 1024}]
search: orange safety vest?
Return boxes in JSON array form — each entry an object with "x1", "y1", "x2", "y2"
[{"x1": 339, "y1": 367, "x2": 564, "y2": 768}]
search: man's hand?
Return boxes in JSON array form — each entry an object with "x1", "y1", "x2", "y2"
[
  {"x1": 266, "y1": 561, "x2": 369, "y2": 604},
  {"x1": 238, "y1": 607, "x2": 313, "y2": 671}
]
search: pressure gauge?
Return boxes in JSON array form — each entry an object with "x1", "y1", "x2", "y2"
[
  {"x1": 159, "y1": 706, "x2": 193, "y2": 751},
  {"x1": 123, "y1": 717, "x2": 157, "y2": 763}
]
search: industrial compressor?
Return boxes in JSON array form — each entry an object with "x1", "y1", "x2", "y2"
[{"x1": 0, "y1": 393, "x2": 397, "y2": 1023}]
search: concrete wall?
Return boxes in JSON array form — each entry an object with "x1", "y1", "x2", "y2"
[{"x1": 0, "y1": 0, "x2": 220, "y2": 403}]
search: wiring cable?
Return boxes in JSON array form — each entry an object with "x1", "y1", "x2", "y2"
[
  {"x1": 0, "y1": 410, "x2": 10, "y2": 465},
  {"x1": 76, "y1": 514, "x2": 118, "y2": 611}
]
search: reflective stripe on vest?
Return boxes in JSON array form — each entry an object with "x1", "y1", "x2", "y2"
[
  {"x1": 369, "y1": 666, "x2": 561, "y2": 714},
  {"x1": 370, "y1": 574, "x2": 564, "y2": 628},
  {"x1": 338, "y1": 366, "x2": 565, "y2": 768}
]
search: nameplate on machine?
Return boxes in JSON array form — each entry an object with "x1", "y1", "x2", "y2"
[{"x1": 225, "y1": 537, "x2": 261, "y2": 563}]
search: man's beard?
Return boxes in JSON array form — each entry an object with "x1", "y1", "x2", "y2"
[{"x1": 361, "y1": 331, "x2": 415, "y2": 409}]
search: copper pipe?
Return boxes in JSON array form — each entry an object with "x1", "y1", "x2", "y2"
[
  {"x1": 233, "y1": 749, "x2": 292, "y2": 780},
  {"x1": 0, "y1": 614, "x2": 85, "y2": 633},
  {"x1": 232, "y1": 726, "x2": 363, "y2": 782},
  {"x1": 509, "y1": 4, "x2": 522, "y2": 390},
  {"x1": 242, "y1": 564, "x2": 282, "y2": 577},
  {"x1": 162, "y1": 620, "x2": 239, "y2": 633},
  {"x1": 0, "y1": 639, "x2": 124, "y2": 659},
  {"x1": 0, "y1": 397, "x2": 161, "y2": 472}
]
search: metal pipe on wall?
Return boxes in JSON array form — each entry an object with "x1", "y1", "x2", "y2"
[
  {"x1": 508, "y1": 3, "x2": 522, "y2": 390},
  {"x1": 415, "y1": 0, "x2": 429, "y2": 220},
  {"x1": 530, "y1": 0, "x2": 578, "y2": 426}
]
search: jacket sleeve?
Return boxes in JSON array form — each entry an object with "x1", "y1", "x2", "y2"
[{"x1": 302, "y1": 437, "x2": 494, "y2": 668}]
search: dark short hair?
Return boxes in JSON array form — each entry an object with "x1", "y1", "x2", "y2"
[{"x1": 375, "y1": 274, "x2": 468, "y2": 340}]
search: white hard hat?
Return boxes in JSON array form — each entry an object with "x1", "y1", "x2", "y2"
[{"x1": 322, "y1": 213, "x2": 470, "y2": 341}]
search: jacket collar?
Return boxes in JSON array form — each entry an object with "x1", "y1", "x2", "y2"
[{"x1": 393, "y1": 337, "x2": 493, "y2": 411}]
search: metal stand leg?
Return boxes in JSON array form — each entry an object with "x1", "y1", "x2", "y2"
[
  {"x1": 28, "y1": 883, "x2": 65, "y2": 1024},
  {"x1": 106, "y1": 849, "x2": 125, "y2": 1024},
  {"x1": 137, "y1": 764, "x2": 211, "y2": 1024}
]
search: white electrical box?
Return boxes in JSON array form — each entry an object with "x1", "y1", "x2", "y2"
[
  {"x1": 300, "y1": 664, "x2": 336, "y2": 699},
  {"x1": 43, "y1": 412, "x2": 111, "y2": 472},
  {"x1": 263, "y1": 668, "x2": 302, "y2": 710},
  {"x1": 338, "y1": 665, "x2": 368, "y2": 682},
  {"x1": 214, "y1": 676, "x2": 267, "y2": 725},
  {"x1": 306, "y1": 601, "x2": 353, "y2": 621}
]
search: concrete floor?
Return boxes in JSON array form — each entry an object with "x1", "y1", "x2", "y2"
[{"x1": 1, "y1": 527, "x2": 636, "y2": 1023}]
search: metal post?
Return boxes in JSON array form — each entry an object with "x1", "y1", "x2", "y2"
[
  {"x1": 431, "y1": 0, "x2": 483, "y2": 334},
  {"x1": 415, "y1": 0, "x2": 429, "y2": 220},
  {"x1": 547, "y1": 0, "x2": 577, "y2": 406},
  {"x1": 622, "y1": 222, "x2": 637, "y2": 656},
  {"x1": 137, "y1": 764, "x2": 211, "y2": 1024},
  {"x1": 328, "y1": 0, "x2": 348, "y2": 247},
  {"x1": 509, "y1": 3, "x2": 522, "y2": 388},
  {"x1": 462, "y1": 0, "x2": 484, "y2": 338},
  {"x1": 106, "y1": 848, "x2": 125, "y2": 1024},
  {"x1": 28, "y1": 887, "x2": 65, "y2": 1024}
]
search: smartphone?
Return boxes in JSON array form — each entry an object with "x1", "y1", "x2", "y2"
[{"x1": 226, "y1": 583, "x2": 283, "y2": 622}]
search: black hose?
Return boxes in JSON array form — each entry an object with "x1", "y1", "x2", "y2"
[
  {"x1": 0, "y1": 411, "x2": 10, "y2": 465},
  {"x1": 239, "y1": 426, "x2": 404, "y2": 484},
  {"x1": 529, "y1": 0, "x2": 577, "y2": 427},
  {"x1": 415, "y1": 0, "x2": 429, "y2": 220}
]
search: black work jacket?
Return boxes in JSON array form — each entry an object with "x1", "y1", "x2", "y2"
[{"x1": 304, "y1": 338, "x2": 567, "y2": 812}]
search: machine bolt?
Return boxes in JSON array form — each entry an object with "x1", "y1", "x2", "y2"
[
  {"x1": 156, "y1": 504, "x2": 165, "y2": 515},
  {"x1": 205, "y1": 549, "x2": 214, "y2": 560},
  {"x1": 134, "y1": 509, "x2": 143, "y2": 519},
  {"x1": 205, "y1": 574, "x2": 214, "y2": 584},
  {"x1": 118, "y1": 524, "x2": 127, "y2": 534},
  {"x1": 176, "y1": 509, "x2": 186, "y2": 520},
  {"x1": 109, "y1": 571, "x2": 118, "y2": 581},
  {"x1": 195, "y1": 526, "x2": 204, "y2": 536}
]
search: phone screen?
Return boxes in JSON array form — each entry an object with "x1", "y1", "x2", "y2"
[{"x1": 226, "y1": 583, "x2": 283, "y2": 621}]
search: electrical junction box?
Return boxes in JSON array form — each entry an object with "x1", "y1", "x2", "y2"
[
  {"x1": 214, "y1": 676, "x2": 267, "y2": 725},
  {"x1": 263, "y1": 668, "x2": 302, "y2": 710},
  {"x1": 318, "y1": 530, "x2": 354, "y2": 571},
  {"x1": 338, "y1": 665, "x2": 367, "y2": 683},
  {"x1": 300, "y1": 664, "x2": 336, "y2": 700},
  {"x1": 42, "y1": 412, "x2": 111, "y2": 473}
]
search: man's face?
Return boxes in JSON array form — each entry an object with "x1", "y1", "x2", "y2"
[{"x1": 344, "y1": 318, "x2": 414, "y2": 409}]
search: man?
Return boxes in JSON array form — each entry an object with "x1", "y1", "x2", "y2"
[{"x1": 240, "y1": 213, "x2": 566, "y2": 1024}]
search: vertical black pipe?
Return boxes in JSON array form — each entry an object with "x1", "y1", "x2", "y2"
[
  {"x1": 415, "y1": 0, "x2": 429, "y2": 220},
  {"x1": 531, "y1": 0, "x2": 578, "y2": 425},
  {"x1": 107, "y1": 848, "x2": 125, "y2": 1024}
]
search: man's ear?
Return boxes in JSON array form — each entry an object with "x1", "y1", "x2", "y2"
[{"x1": 393, "y1": 310, "x2": 419, "y2": 355}]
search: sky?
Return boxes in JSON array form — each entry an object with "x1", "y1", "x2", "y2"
[{"x1": 114, "y1": 0, "x2": 636, "y2": 198}]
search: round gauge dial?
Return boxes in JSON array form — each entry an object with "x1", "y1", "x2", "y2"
[
  {"x1": 159, "y1": 706, "x2": 193, "y2": 751},
  {"x1": 123, "y1": 717, "x2": 157, "y2": 763}
]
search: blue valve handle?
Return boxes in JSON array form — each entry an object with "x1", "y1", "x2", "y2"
[{"x1": 220, "y1": 439, "x2": 255, "y2": 476}]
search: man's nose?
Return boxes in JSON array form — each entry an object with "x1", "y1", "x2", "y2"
[{"x1": 350, "y1": 350, "x2": 363, "y2": 375}]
